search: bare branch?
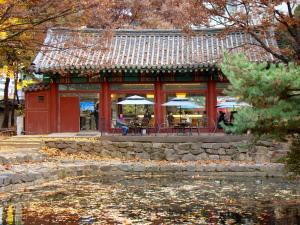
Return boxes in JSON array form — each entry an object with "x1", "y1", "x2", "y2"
[
  {"x1": 286, "y1": 1, "x2": 294, "y2": 18},
  {"x1": 248, "y1": 30, "x2": 290, "y2": 63},
  {"x1": 0, "y1": 3, "x2": 14, "y2": 25}
]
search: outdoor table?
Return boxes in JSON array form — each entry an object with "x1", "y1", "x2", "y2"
[
  {"x1": 129, "y1": 122, "x2": 148, "y2": 135},
  {"x1": 174, "y1": 122, "x2": 191, "y2": 135}
]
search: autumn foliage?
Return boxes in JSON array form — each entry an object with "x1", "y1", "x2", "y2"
[
  {"x1": 147, "y1": 0, "x2": 300, "y2": 64},
  {"x1": 0, "y1": 0, "x2": 299, "y2": 129}
]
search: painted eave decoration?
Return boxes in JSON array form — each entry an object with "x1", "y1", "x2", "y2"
[{"x1": 23, "y1": 83, "x2": 50, "y2": 92}]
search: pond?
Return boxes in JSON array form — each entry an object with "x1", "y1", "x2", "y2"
[{"x1": 0, "y1": 174, "x2": 299, "y2": 225}]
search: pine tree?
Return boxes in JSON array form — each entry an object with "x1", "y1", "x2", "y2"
[
  {"x1": 221, "y1": 53, "x2": 300, "y2": 174},
  {"x1": 221, "y1": 53, "x2": 300, "y2": 136}
]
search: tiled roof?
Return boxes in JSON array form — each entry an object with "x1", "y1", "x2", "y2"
[
  {"x1": 23, "y1": 83, "x2": 50, "y2": 92},
  {"x1": 33, "y1": 28, "x2": 277, "y2": 73}
]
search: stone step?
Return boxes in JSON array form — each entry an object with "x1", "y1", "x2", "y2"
[
  {"x1": 0, "y1": 150, "x2": 48, "y2": 165},
  {"x1": 5, "y1": 136, "x2": 42, "y2": 140},
  {"x1": 1, "y1": 139, "x2": 42, "y2": 143},
  {"x1": 0, "y1": 161, "x2": 286, "y2": 190},
  {"x1": 0, "y1": 143, "x2": 41, "y2": 150},
  {"x1": 6, "y1": 136, "x2": 42, "y2": 140},
  {"x1": 0, "y1": 139, "x2": 41, "y2": 142},
  {"x1": 0, "y1": 137, "x2": 42, "y2": 148},
  {"x1": 0, "y1": 136, "x2": 47, "y2": 165},
  {"x1": 8, "y1": 136, "x2": 44, "y2": 140},
  {"x1": 0, "y1": 140, "x2": 41, "y2": 144}
]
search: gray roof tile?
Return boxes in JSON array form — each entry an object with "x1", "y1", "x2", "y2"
[{"x1": 33, "y1": 28, "x2": 277, "y2": 73}]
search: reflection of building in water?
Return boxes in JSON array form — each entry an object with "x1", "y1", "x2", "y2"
[
  {"x1": 15, "y1": 204, "x2": 22, "y2": 225},
  {"x1": 0, "y1": 205, "x2": 21, "y2": 225},
  {"x1": 79, "y1": 215, "x2": 95, "y2": 224},
  {"x1": 274, "y1": 204, "x2": 300, "y2": 225},
  {"x1": 0, "y1": 196, "x2": 299, "y2": 224},
  {"x1": 218, "y1": 211, "x2": 253, "y2": 224}
]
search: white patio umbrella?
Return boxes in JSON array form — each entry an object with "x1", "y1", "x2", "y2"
[
  {"x1": 178, "y1": 104, "x2": 205, "y2": 110},
  {"x1": 162, "y1": 97, "x2": 204, "y2": 122},
  {"x1": 216, "y1": 101, "x2": 250, "y2": 108},
  {"x1": 117, "y1": 95, "x2": 154, "y2": 116}
]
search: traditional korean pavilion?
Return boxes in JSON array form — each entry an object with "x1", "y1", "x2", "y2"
[{"x1": 25, "y1": 28, "x2": 276, "y2": 134}]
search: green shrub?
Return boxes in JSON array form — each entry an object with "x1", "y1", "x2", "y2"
[{"x1": 285, "y1": 135, "x2": 300, "y2": 176}]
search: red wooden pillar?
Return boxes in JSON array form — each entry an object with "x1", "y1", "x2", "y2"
[
  {"x1": 49, "y1": 83, "x2": 58, "y2": 133},
  {"x1": 101, "y1": 80, "x2": 110, "y2": 132},
  {"x1": 154, "y1": 81, "x2": 164, "y2": 126},
  {"x1": 207, "y1": 79, "x2": 217, "y2": 131}
]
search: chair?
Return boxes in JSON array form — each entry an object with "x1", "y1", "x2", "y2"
[
  {"x1": 155, "y1": 123, "x2": 167, "y2": 136},
  {"x1": 173, "y1": 122, "x2": 190, "y2": 135},
  {"x1": 189, "y1": 120, "x2": 201, "y2": 136},
  {"x1": 128, "y1": 120, "x2": 141, "y2": 135},
  {"x1": 141, "y1": 118, "x2": 149, "y2": 126},
  {"x1": 212, "y1": 119, "x2": 218, "y2": 133},
  {"x1": 139, "y1": 118, "x2": 150, "y2": 135},
  {"x1": 111, "y1": 121, "x2": 121, "y2": 135}
]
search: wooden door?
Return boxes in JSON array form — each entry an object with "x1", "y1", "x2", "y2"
[{"x1": 59, "y1": 96, "x2": 80, "y2": 132}]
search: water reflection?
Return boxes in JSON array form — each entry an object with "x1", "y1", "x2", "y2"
[{"x1": 0, "y1": 175, "x2": 299, "y2": 225}]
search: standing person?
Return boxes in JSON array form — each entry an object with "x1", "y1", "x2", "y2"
[
  {"x1": 217, "y1": 111, "x2": 227, "y2": 129},
  {"x1": 94, "y1": 102, "x2": 99, "y2": 130},
  {"x1": 144, "y1": 109, "x2": 152, "y2": 121}
]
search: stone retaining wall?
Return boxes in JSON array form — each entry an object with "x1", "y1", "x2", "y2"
[
  {"x1": 44, "y1": 139, "x2": 289, "y2": 163},
  {"x1": 0, "y1": 160, "x2": 286, "y2": 193}
]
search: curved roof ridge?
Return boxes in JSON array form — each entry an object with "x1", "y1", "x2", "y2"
[{"x1": 48, "y1": 27, "x2": 235, "y2": 34}]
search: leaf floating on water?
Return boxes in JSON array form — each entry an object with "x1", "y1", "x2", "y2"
[{"x1": 0, "y1": 175, "x2": 299, "y2": 224}]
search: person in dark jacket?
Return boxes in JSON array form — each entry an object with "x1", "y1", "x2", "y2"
[
  {"x1": 94, "y1": 102, "x2": 99, "y2": 130},
  {"x1": 217, "y1": 111, "x2": 227, "y2": 129},
  {"x1": 144, "y1": 109, "x2": 152, "y2": 121}
]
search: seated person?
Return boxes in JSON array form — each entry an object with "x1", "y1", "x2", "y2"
[
  {"x1": 182, "y1": 112, "x2": 191, "y2": 126},
  {"x1": 116, "y1": 114, "x2": 129, "y2": 135},
  {"x1": 167, "y1": 112, "x2": 175, "y2": 127}
]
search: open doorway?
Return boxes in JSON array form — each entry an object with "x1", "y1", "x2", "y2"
[{"x1": 80, "y1": 94, "x2": 99, "y2": 131}]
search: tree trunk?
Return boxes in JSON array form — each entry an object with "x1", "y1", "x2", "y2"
[
  {"x1": 11, "y1": 98, "x2": 15, "y2": 127},
  {"x1": 11, "y1": 72, "x2": 18, "y2": 127},
  {"x1": 2, "y1": 77, "x2": 10, "y2": 128}
]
